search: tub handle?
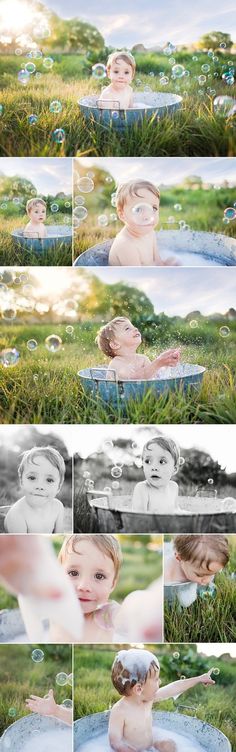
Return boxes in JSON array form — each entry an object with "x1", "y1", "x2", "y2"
[
  {"x1": 174, "y1": 703, "x2": 198, "y2": 716},
  {"x1": 89, "y1": 368, "x2": 117, "y2": 382}
]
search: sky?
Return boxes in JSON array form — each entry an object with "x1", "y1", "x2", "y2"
[
  {"x1": 76, "y1": 157, "x2": 236, "y2": 187},
  {"x1": 0, "y1": 425, "x2": 236, "y2": 471},
  {"x1": 197, "y1": 643, "x2": 236, "y2": 658},
  {"x1": 0, "y1": 158, "x2": 72, "y2": 196},
  {"x1": 46, "y1": 0, "x2": 236, "y2": 47}
]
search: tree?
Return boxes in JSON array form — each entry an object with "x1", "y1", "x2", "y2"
[{"x1": 197, "y1": 32, "x2": 233, "y2": 51}]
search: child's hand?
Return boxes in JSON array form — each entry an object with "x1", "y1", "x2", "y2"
[
  {"x1": 25, "y1": 688, "x2": 57, "y2": 716},
  {"x1": 199, "y1": 670, "x2": 216, "y2": 686},
  {"x1": 0, "y1": 536, "x2": 66, "y2": 600},
  {"x1": 157, "y1": 348, "x2": 181, "y2": 368}
]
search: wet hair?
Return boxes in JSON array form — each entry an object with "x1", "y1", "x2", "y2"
[
  {"x1": 142, "y1": 436, "x2": 180, "y2": 468},
  {"x1": 95, "y1": 317, "x2": 131, "y2": 358},
  {"x1": 18, "y1": 446, "x2": 65, "y2": 487},
  {"x1": 58, "y1": 534, "x2": 122, "y2": 583},
  {"x1": 116, "y1": 180, "x2": 160, "y2": 214},
  {"x1": 111, "y1": 652, "x2": 159, "y2": 696},
  {"x1": 174, "y1": 535, "x2": 229, "y2": 569},
  {"x1": 26, "y1": 198, "x2": 46, "y2": 215},
  {"x1": 107, "y1": 50, "x2": 136, "y2": 76}
]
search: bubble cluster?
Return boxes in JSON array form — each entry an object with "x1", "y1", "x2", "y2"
[
  {"x1": 0, "y1": 348, "x2": 20, "y2": 367},
  {"x1": 45, "y1": 334, "x2": 62, "y2": 352},
  {"x1": 92, "y1": 63, "x2": 107, "y2": 79},
  {"x1": 31, "y1": 648, "x2": 44, "y2": 662}
]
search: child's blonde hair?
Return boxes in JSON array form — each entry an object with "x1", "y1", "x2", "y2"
[
  {"x1": 116, "y1": 180, "x2": 160, "y2": 214},
  {"x1": 26, "y1": 198, "x2": 46, "y2": 215},
  {"x1": 142, "y1": 436, "x2": 180, "y2": 469},
  {"x1": 111, "y1": 649, "x2": 159, "y2": 696},
  {"x1": 18, "y1": 446, "x2": 65, "y2": 487},
  {"x1": 95, "y1": 317, "x2": 130, "y2": 358},
  {"x1": 107, "y1": 50, "x2": 136, "y2": 76},
  {"x1": 174, "y1": 534, "x2": 229, "y2": 569},
  {"x1": 58, "y1": 534, "x2": 122, "y2": 584}
]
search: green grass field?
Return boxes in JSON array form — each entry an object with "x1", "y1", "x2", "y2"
[
  {"x1": 0, "y1": 644, "x2": 72, "y2": 735},
  {"x1": 0, "y1": 215, "x2": 72, "y2": 266},
  {"x1": 0, "y1": 51, "x2": 235, "y2": 157},
  {"x1": 164, "y1": 537, "x2": 236, "y2": 643},
  {"x1": 74, "y1": 644, "x2": 236, "y2": 751},
  {"x1": 0, "y1": 320, "x2": 236, "y2": 424}
]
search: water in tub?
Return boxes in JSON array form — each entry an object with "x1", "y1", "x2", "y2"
[
  {"x1": 78, "y1": 726, "x2": 207, "y2": 752},
  {"x1": 18, "y1": 727, "x2": 71, "y2": 752}
]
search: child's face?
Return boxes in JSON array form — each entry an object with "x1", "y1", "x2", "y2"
[
  {"x1": 139, "y1": 665, "x2": 160, "y2": 701},
  {"x1": 21, "y1": 456, "x2": 61, "y2": 506},
  {"x1": 29, "y1": 204, "x2": 46, "y2": 223},
  {"x1": 63, "y1": 539, "x2": 116, "y2": 614},
  {"x1": 143, "y1": 444, "x2": 176, "y2": 488},
  {"x1": 109, "y1": 58, "x2": 133, "y2": 88},
  {"x1": 119, "y1": 188, "x2": 159, "y2": 233},
  {"x1": 111, "y1": 319, "x2": 142, "y2": 353},
  {"x1": 176, "y1": 554, "x2": 223, "y2": 584}
]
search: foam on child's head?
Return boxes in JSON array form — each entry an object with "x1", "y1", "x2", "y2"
[
  {"x1": 174, "y1": 534, "x2": 229, "y2": 568},
  {"x1": 107, "y1": 50, "x2": 136, "y2": 75},
  {"x1": 112, "y1": 649, "x2": 159, "y2": 696},
  {"x1": 95, "y1": 316, "x2": 130, "y2": 358},
  {"x1": 142, "y1": 435, "x2": 180, "y2": 468},
  {"x1": 26, "y1": 198, "x2": 46, "y2": 215},
  {"x1": 18, "y1": 445, "x2": 65, "y2": 485},
  {"x1": 116, "y1": 179, "x2": 160, "y2": 213},
  {"x1": 58, "y1": 533, "x2": 122, "y2": 582}
]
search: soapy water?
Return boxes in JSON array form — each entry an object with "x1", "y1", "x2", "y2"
[
  {"x1": 78, "y1": 726, "x2": 206, "y2": 752},
  {"x1": 20, "y1": 727, "x2": 71, "y2": 752}
]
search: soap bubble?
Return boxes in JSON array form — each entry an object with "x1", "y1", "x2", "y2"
[
  {"x1": 211, "y1": 667, "x2": 220, "y2": 676},
  {"x1": 0, "y1": 283, "x2": 7, "y2": 292},
  {"x1": 66, "y1": 325, "x2": 74, "y2": 334},
  {"x1": 144, "y1": 85, "x2": 152, "y2": 92},
  {"x1": 190, "y1": 320, "x2": 198, "y2": 328},
  {"x1": 15, "y1": 47, "x2": 22, "y2": 55},
  {"x1": 43, "y1": 57, "x2": 54, "y2": 69},
  {"x1": 87, "y1": 480, "x2": 95, "y2": 491},
  {"x1": 28, "y1": 114, "x2": 38, "y2": 125},
  {"x1": 198, "y1": 75, "x2": 206, "y2": 85},
  {"x1": 213, "y1": 95, "x2": 235, "y2": 114},
  {"x1": 172, "y1": 64, "x2": 185, "y2": 79},
  {"x1": 61, "y1": 699, "x2": 72, "y2": 708},
  {"x1": 2, "y1": 307, "x2": 16, "y2": 320},
  {"x1": 8, "y1": 708, "x2": 17, "y2": 717},
  {"x1": 52, "y1": 128, "x2": 65, "y2": 144},
  {"x1": 160, "y1": 76, "x2": 169, "y2": 86},
  {"x1": 75, "y1": 196, "x2": 85, "y2": 206},
  {"x1": 192, "y1": 56, "x2": 198, "y2": 62},
  {"x1": 219, "y1": 326, "x2": 230, "y2": 337},
  {"x1": 83, "y1": 471, "x2": 90, "y2": 479},
  {"x1": 149, "y1": 71, "x2": 154, "y2": 77},
  {"x1": 112, "y1": 111, "x2": 119, "y2": 119},
  {"x1": 49, "y1": 100, "x2": 62, "y2": 113},
  {"x1": 50, "y1": 203, "x2": 59, "y2": 213},
  {"x1": 56, "y1": 672, "x2": 68, "y2": 686},
  {"x1": 167, "y1": 216, "x2": 175, "y2": 224},
  {"x1": 111, "y1": 466, "x2": 122, "y2": 479},
  {"x1": 98, "y1": 214, "x2": 109, "y2": 227},
  {"x1": 110, "y1": 213, "x2": 118, "y2": 222},
  {"x1": 74, "y1": 206, "x2": 88, "y2": 221},
  {"x1": 208, "y1": 478, "x2": 214, "y2": 485},
  {"x1": 220, "y1": 42, "x2": 226, "y2": 49},
  {"x1": 132, "y1": 202, "x2": 155, "y2": 226},
  {"x1": 31, "y1": 649, "x2": 44, "y2": 662},
  {"x1": 111, "y1": 193, "x2": 117, "y2": 207},
  {"x1": 25, "y1": 62, "x2": 36, "y2": 74},
  {"x1": 92, "y1": 63, "x2": 107, "y2": 79},
  {"x1": 0, "y1": 348, "x2": 20, "y2": 367},
  {"x1": 77, "y1": 177, "x2": 94, "y2": 193},
  {"x1": 65, "y1": 201, "x2": 71, "y2": 208},
  {"x1": 103, "y1": 440, "x2": 114, "y2": 450},
  {"x1": 18, "y1": 69, "x2": 30, "y2": 85},
  {"x1": 45, "y1": 334, "x2": 62, "y2": 352},
  {"x1": 105, "y1": 176, "x2": 113, "y2": 183},
  {"x1": 27, "y1": 339, "x2": 38, "y2": 351},
  {"x1": 112, "y1": 481, "x2": 120, "y2": 490},
  {"x1": 179, "y1": 457, "x2": 185, "y2": 466},
  {"x1": 173, "y1": 651, "x2": 180, "y2": 659},
  {"x1": 201, "y1": 64, "x2": 211, "y2": 73},
  {"x1": 224, "y1": 207, "x2": 236, "y2": 220},
  {"x1": 103, "y1": 486, "x2": 112, "y2": 495},
  {"x1": 180, "y1": 676, "x2": 186, "y2": 680},
  {"x1": 67, "y1": 673, "x2": 73, "y2": 686},
  {"x1": 174, "y1": 204, "x2": 182, "y2": 211}
]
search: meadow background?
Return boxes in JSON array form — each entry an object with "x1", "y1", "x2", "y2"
[
  {"x1": 74, "y1": 643, "x2": 236, "y2": 751},
  {"x1": 0, "y1": 643, "x2": 72, "y2": 735}
]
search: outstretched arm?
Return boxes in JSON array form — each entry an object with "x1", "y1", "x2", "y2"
[
  {"x1": 155, "y1": 671, "x2": 215, "y2": 702},
  {"x1": 25, "y1": 689, "x2": 72, "y2": 725}
]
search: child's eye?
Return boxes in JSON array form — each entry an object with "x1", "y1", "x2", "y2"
[
  {"x1": 68, "y1": 569, "x2": 79, "y2": 577},
  {"x1": 144, "y1": 459, "x2": 150, "y2": 465},
  {"x1": 46, "y1": 477, "x2": 54, "y2": 483},
  {"x1": 160, "y1": 459, "x2": 167, "y2": 464},
  {"x1": 95, "y1": 573, "x2": 106, "y2": 580},
  {"x1": 27, "y1": 475, "x2": 36, "y2": 481}
]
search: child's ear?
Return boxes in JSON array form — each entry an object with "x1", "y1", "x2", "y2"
[
  {"x1": 110, "y1": 339, "x2": 120, "y2": 352},
  {"x1": 174, "y1": 552, "x2": 182, "y2": 562},
  {"x1": 117, "y1": 208, "x2": 124, "y2": 222},
  {"x1": 133, "y1": 682, "x2": 143, "y2": 697}
]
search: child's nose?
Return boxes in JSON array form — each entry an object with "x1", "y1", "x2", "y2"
[{"x1": 77, "y1": 578, "x2": 92, "y2": 592}]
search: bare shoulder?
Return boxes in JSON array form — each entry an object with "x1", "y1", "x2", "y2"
[
  {"x1": 54, "y1": 497, "x2": 64, "y2": 509},
  {"x1": 170, "y1": 480, "x2": 178, "y2": 491},
  {"x1": 110, "y1": 698, "x2": 125, "y2": 719},
  {"x1": 8, "y1": 497, "x2": 25, "y2": 512}
]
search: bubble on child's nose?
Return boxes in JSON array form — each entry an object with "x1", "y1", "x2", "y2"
[
  {"x1": 92, "y1": 63, "x2": 107, "y2": 79},
  {"x1": 8, "y1": 708, "x2": 17, "y2": 718},
  {"x1": 25, "y1": 62, "x2": 36, "y2": 74},
  {"x1": 219, "y1": 326, "x2": 230, "y2": 337},
  {"x1": 112, "y1": 481, "x2": 120, "y2": 490},
  {"x1": 172, "y1": 64, "x2": 185, "y2": 79},
  {"x1": 52, "y1": 128, "x2": 65, "y2": 144},
  {"x1": 111, "y1": 466, "x2": 122, "y2": 479},
  {"x1": 160, "y1": 77, "x2": 169, "y2": 86},
  {"x1": 224, "y1": 207, "x2": 236, "y2": 221},
  {"x1": 132, "y1": 202, "x2": 155, "y2": 226},
  {"x1": 61, "y1": 699, "x2": 72, "y2": 708},
  {"x1": 31, "y1": 648, "x2": 44, "y2": 662},
  {"x1": 98, "y1": 214, "x2": 109, "y2": 227},
  {"x1": 66, "y1": 325, "x2": 74, "y2": 334},
  {"x1": 43, "y1": 57, "x2": 54, "y2": 69},
  {"x1": 77, "y1": 177, "x2": 94, "y2": 193},
  {"x1": 50, "y1": 203, "x2": 59, "y2": 213},
  {"x1": 189, "y1": 320, "x2": 198, "y2": 328},
  {"x1": 103, "y1": 486, "x2": 112, "y2": 495},
  {"x1": 49, "y1": 100, "x2": 63, "y2": 113},
  {"x1": 67, "y1": 673, "x2": 73, "y2": 686},
  {"x1": 179, "y1": 457, "x2": 185, "y2": 466},
  {"x1": 0, "y1": 348, "x2": 20, "y2": 367},
  {"x1": 56, "y1": 672, "x2": 68, "y2": 685},
  {"x1": 75, "y1": 196, "x2": 85, "y2": 206},
  {"x1": 173, "y1": 651, "x2": 180, "y2": 659},
  {"x1": 174, "y1": 204, "x2": 182, "y2": 211},
  {"x1": 27, "y1": 339, "x2": 38, "y2": 351},
  {"x1": 45, "y1": 334, "x2": 62, "y2": 352},
  {"x1": 28, "y1": 114, "x2": 38, "y2": 125},
  {"x1": 74, "y1": 206, "x2": 88, "y2": 221},
  {"x1": 211, "y1": 667, "x2": 220, "y2": 675},
  {"x1": 18, "y1": 69, "x2": 30, "y2": 85},
  {"x1": 2, "y1": 306, "x2": 16, "y2": 320}
]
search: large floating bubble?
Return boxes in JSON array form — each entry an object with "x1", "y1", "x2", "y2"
[
  {"x1": 49, "y1": 100, "x2": 62, "y2": 113},
  {"x1": 98, "y1": 214, "x2": 109, "y2": 227},
  {"x1": 2, "y1": 307, "x2": 16, "y2": 321},
  {"x1": 111, "y1": 466, "x2": 122, "y2": 479},
  {"x1": 45, "y1": 334, "x2": 62, "y2": 352},
  {"x1": 131, "y1": 202, "x2": 156, "y2": 226},
  {"x1": 61, "y1": 699, "x2": 72, "y2": 708},
  {"x1": 74, "y1": 206, "x2": 88, "y2": 221},
  {"x1": 56, "y1": 672, "x2": 68, "y2": 686},
  {"x1": 51, "y1": 203, "x2": 59, "y2": 213},
  {"x1": 27, "y1": 339, "x2": 38, "y2": 351},
  {"x1": 224, "y1": 207, "x2": 236, "y2": 221},
  {"x1": 31, "y1": 648, "x2": 44, "y2": 662},
  {"x1": 0, "y1": 349, "x2": 20, "y2": 367},
  {"x1": 8, "y1": 708, "x2": 17, "y2": 718},
  {"x1": 77, "y1": 177, "x2": 94, "y2": 193},
  {"x1": 213, "y1": 96, "x2": 235, "y2": 114},
  {"x1": 18, "y1": 69, "x2": 30, "y2": 85},
  {"x1": 53, "y1": 128, "x2": 65, "y2": 144},
  {"x1": 172, "y1": 64, "x2": 185, "y2": 79},
  {"x1": 43, "y1": 57, "x2": 54, "y2": 69},
  {"x1": 219, "y1": 326, "x2": 230, "y2": 337},
  {"x1": 25, "y1": 62, "x2": 36, "y2": 74},
  {"x1": 189, "y1": 320, "x2": 198, "y2": 328},
  {"x1": 92, "y1": 63, "x2": 107, "y2": 79}
]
